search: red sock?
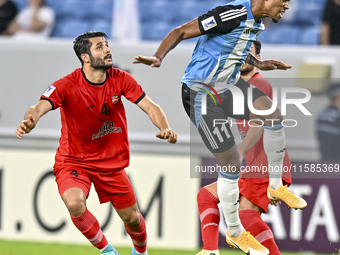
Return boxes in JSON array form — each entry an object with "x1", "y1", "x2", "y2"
[
  {"x1": 239, "y1": 210, "x2": 280, "y2": 255},
  {"x1": 71, "y1": 208, "x2": 108, "y2": 250},
  {"x1": 197, "y1": 187, "x2": 220, "y2": 251},
  {"x1": 125, "y1": 213, "x2": 147, "y2": 253}
]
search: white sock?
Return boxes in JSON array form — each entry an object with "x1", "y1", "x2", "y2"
[
  {"x1": 263, "y1": 127, "x2": 285, "y2": 190},
  {"x1": 135, "y1": 251, "x2": 148, "y2": 255},
  {"x1": 217, "y1": 175, "x2": 244, "y2": 237}
]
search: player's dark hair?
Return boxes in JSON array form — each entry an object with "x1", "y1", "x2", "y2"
[
  {"x1": 73, "y1": 31, "x2": 108, "y2": 66},
  {"x1": 254, "y1": 39, "x2": 261, "y2": 55},
  {"x1": 328, "y1": 82, "x2": 340, "y2": 100}
]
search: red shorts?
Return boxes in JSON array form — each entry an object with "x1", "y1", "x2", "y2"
[
  {"x1": 239, "y1": 178, "x2": 291, "y2": 213},
  {"x1": 54, "y1": 166, "x2": 136, "y2": 209}
]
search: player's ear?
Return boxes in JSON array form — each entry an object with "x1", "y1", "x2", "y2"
[
  {"x1": 257, "y1": 54, "x2": 261, "y2": 60},
  {"x1": 81, "y1": 53, "x2": 90, "y2": 63}
]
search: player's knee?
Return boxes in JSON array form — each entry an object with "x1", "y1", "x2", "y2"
[
  {"x1": 214, "y1": 150, "x2": 241, "y2": 172},
  {"x1": 264, "y1": 108, "x2": 283, "y2": 126},
  {"x1": 121, "y1": 210, "x2": 141, "y2": 226},
  {"x1": 64, "y1": 197, "x2": 86, "y2": 217}
]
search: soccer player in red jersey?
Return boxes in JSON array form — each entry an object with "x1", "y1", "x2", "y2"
[
  {"x1": 16, "y1": 31, "x2": 177, "y2": 255},
  {"x1": 196, "y1": 40, "x2": 291, "y2": 255}
]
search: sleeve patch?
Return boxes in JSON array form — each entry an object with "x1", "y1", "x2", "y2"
[
  {"x1": 201, "y1": 16, "x2": 217, "y2": 31},
  {"x1": 43, "y1": 85, "x2": 56, "y2": 97}
]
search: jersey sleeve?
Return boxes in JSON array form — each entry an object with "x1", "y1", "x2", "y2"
[
  {"x1": 40, "y1": 78, "x2": 69, "y2": 110},
  {"x1": 198, "y1": 5, "x2": 247, "y2": 35},
  {"x1": 249, "y1": 74, "x2": 273, "y2": 100},
  {"x1": 121, "y1": 71, "x2": 146, "y2": 104}
]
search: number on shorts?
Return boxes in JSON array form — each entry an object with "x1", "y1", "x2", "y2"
[
  {"x1": 213, "y1": 124, "x2": 231, "y2": 142},
  {"x1": 70, "y1": 170, "x2": 78, "y2": 178}
]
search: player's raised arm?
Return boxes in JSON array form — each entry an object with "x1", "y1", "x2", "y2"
[
  {"x1": 16, "y1": 99, "x2": 52, "y2": 138},
  {"x1": 133, "y1": 19, "x2": 201, "y2": 68},
  {"x1": 136, "y1": 95, "x2": 177, "y2": 144},
  {"x1": 245, "y1": 52, "x2": 292, "y2": 71}
]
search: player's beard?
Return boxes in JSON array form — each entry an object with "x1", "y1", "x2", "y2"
[
  {"x1": 89, "y1": 53, "x2": 112, "y2": 71},
  {"x1": 240, "y1": 64, "x2": 254, "y2": 76}
]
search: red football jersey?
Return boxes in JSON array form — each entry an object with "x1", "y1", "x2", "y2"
[
  {"x1": 40, "y1": 68, "x2": 145, "y2": 171},
  {"x1": 237, "y1": 73, "x2": 291, "y2": 182}
]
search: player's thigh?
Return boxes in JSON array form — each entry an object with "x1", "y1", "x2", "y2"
[
  {"x1": 225, "y1": 78, "x2": 267, "y2": 121},
  {"x1": 54, "y1": 166, "x2": 91, "y2": 199},
  {"x1": 182, "y1": 83, "x2": 236, "y2": 153},
  {"x1": 238, "y1": 178, "x2": 270, "y2": 213},
  {"x1": 91, "y1": 169, "x2": 137, "y2": 209}
]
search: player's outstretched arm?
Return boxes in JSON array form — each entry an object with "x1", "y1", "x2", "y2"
[
  {"x1": 137, "y1": 95, "x2": 177, "y2": 144},
  {"x1": 133, "y1": 18, "x2": 202, "y2": 68},
  {"x1": 16, "y1": 100, "x2": 52, "y2": 139},
  {"x1": 245, "y1": 52, "x2": 292, "y2": 71}
]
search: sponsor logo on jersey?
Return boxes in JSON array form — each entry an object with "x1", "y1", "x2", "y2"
[
  {"x1": 92, "y1": 120, "x2": 122, "y2": 140},
  {"x1": 112, "y1": 95, "x2": 120, "y2": 105},
  {"x1": 43, "y1": 85, "x2": 56, "y2": 97},
  {"x1": 201, "y1": 16, "x2": 217, "y2": 31},
  {"x1": 242, "y1": 28, "x2": 251, "y2": 34}
]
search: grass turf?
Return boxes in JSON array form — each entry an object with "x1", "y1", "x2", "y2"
[{"x1": 0, "y1": 239, "x2": 327, "y2": 255}]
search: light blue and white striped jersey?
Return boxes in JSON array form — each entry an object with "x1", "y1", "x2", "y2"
[{"x1": 181, "y1": 0, "x2": 265, "y2": 91}]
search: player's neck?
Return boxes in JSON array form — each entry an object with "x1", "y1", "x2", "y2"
[
  {"x1": 251, "y1": 0, "x2": 267, "y2": 21},
  {"x1": 240, "y1": 68, "x2": 258, "y2": 82},
  {"x1": 82, "y1": 66, "x2": 107, "y2": 84}
]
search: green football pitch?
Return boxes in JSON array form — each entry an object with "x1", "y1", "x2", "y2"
[{"x1": 0, "y1": 239, "x2": 326, "y2": 255}]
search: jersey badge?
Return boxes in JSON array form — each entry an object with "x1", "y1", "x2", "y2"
[
  {"x1": 239, "y1": 129, "x2": 246, "y2": 140},
  {"x1": 43, "y1": 85, "x2": 56, "y2": 97},
  {"x1": 112, "y1": 95, "x2": 120, "y2": 105},
  {"x1": 201, "y1": 16, "x2": 217, "y2": 31}
]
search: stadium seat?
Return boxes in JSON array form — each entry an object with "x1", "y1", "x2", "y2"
[
  {"x1": 52, "y1": 19, "x2": 89, "y2": 38},
  {"x1": 88, "y1": 0, "x2": 113, "y2": 22},
  {"x1": 293, "y1": 2, "x2": 323, "y2": 26},
  {"x1": 298, "y1": 26, "x2": 320, "y2": 45},
  {"x1": 265, "y1": 25, "x2": 300, "y2": 45},
  {"x1": 138, "y1": 0, "x2": 152, "y2": 23},
  {"x1": 176, "y1": 1, "x2": 211, "y2": 25},
  {"x1": 141, "y1": 21, "x2": 171, "y2": 41},
  {"x1": 149, "y1": 0, "x2": 178, "y2": 23},
  {"x1": 256, "y1": 30, "x2": 270, "y2": 44},
  {"x1": 89, "y1": 20, "x2": 112, "y2": 38},
  {"x1": 55, "y1": 0, "x2": 91, "y2": 20},
  {"x1": 209, "y1": 0, "x2": 229, "y2": 8},
  {"x1": 12, "y1": 0, "x2": 26, "y2": 11}
]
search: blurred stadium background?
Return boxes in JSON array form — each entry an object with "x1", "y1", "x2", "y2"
[{"x1": 0, "y1": 0, "x2": 340, "y2": 254}]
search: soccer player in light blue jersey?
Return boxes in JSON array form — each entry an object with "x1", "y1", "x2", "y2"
[{"x1": 134, "y1": 1, "x2": 307, "y2": 254}]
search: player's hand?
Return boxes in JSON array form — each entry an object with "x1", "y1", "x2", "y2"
[
  {"x1": 270, "y1": 200, "x2": 282, "y2": 206},
  {"x1": 16, "y1": 114, "x2": 36, "y2": 139},
  {"x1": 133, "y1": 55, "x2": 162, "y2": 68},
  {"x1": 257, "y1": 60, "x2": 292, "y2": 71},
  {"x1": 156, "y1": 128, "x2": 177, "y2": 144}
]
